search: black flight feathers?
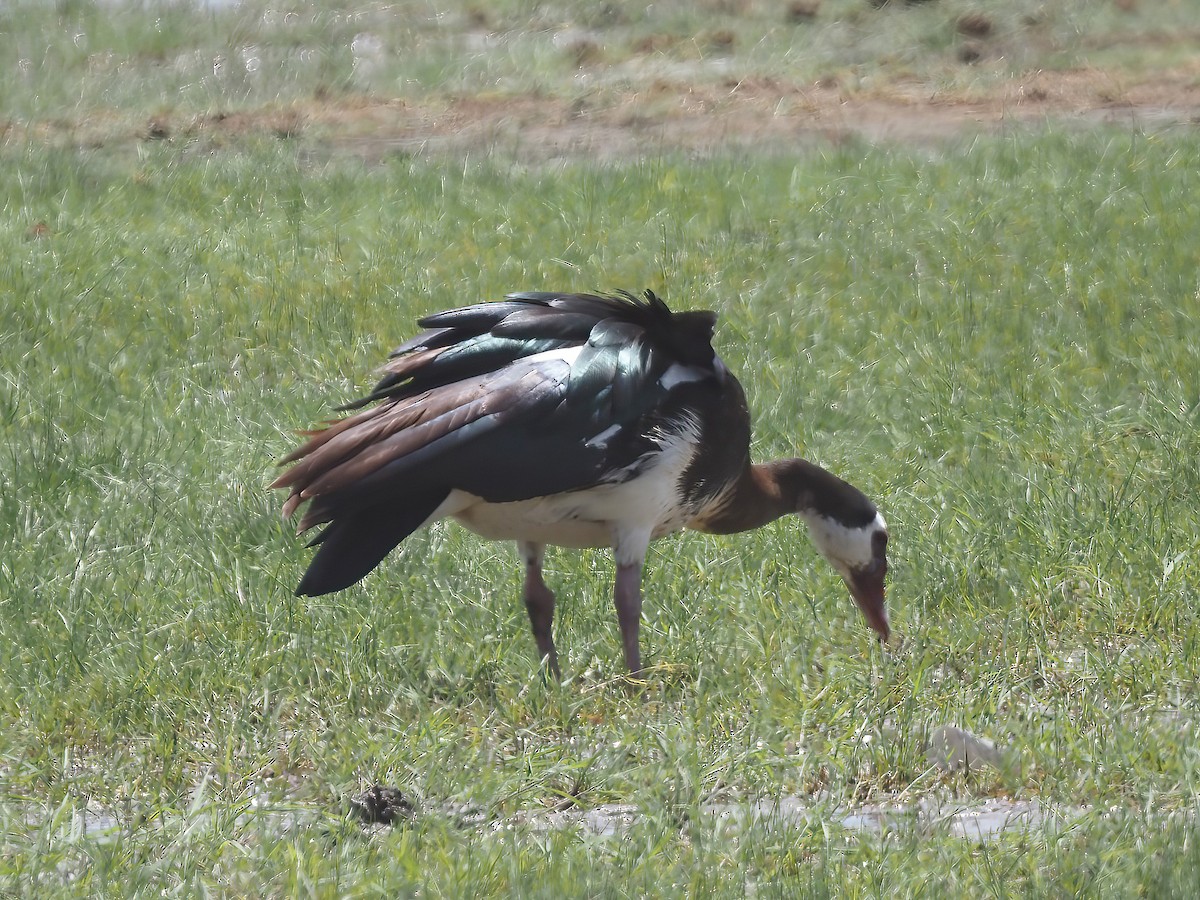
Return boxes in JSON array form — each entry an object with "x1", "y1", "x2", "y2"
[{"x1": 344, "y1": 291, "x2": 717, "y2": 410}]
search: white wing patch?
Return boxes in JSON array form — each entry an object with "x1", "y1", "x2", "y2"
[
  {"x1": 524, "y1": 345, "x2": 584, "y2": 368},
  {"x1": 586, "y1": 423, "x2": 623, "y2": 448},
  {"x1": 658, "y1": 363, "x2": 709, "y2": 391}
]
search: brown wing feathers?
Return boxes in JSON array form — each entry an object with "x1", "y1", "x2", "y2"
[{"x1": 273, "y1": 367, "x2": 547, "y2": 530}]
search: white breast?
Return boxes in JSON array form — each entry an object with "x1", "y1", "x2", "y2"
[{"x1": 436, "y1": 421, "x2": 703, "y2": 551}]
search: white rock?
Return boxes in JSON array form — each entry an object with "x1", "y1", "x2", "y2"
[{"x1": 926, "y1": 725, "x2": 1005, "y2": 773}]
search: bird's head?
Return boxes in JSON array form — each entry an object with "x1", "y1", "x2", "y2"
[
  {"x1": 780, "y1": 459, "x2": 890, "y2": 642},
  {"x1": 805, "y1": 512, "x2": 890, "y2": 642}
]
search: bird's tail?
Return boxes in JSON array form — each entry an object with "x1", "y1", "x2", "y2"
[{"x1": 295, "y1": 489, "x2": 447, "y2": 596}]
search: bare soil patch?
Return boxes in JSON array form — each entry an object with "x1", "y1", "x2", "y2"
[
  {"x1": 323, "y1": 65, "x2": 1200, "y2": 161},
  {"x1": 17, "y1": 62, "x2": 1195, "y2": 162}
]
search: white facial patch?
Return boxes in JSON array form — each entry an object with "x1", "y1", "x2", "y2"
[{"x1": 805, "y1": 511, "x2": 887, "y2": 575}]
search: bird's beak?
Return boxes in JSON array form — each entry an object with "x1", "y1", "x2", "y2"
[{"x1": 847, "y1": 567, "x2": 890, "y2": 643}]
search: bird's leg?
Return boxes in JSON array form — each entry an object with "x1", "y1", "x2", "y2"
[
  {"x1": 613, "y1": 561, "x2": 644, "y2": 676},
  {"x1": 520, "y1": 542, "x2": 560, "y2": 678}
]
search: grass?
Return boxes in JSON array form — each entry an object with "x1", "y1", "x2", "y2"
[
  {"x1": 2, "y1": 127, "x2": 1200, "y2": 894},
  {"x1": 2, "y1": 0, "x2": 1196, "y2": 130},
  {"x1": 3, "y1": 0, "x2": 1200, "y2": 894}
]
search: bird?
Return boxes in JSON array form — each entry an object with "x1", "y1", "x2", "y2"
[{"x1": 272, "y1": 290, "x2": 889, "y2": 677}]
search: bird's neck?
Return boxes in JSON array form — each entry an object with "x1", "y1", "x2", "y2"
[{"x1": 693, "y1": 459, "x2": 811, "y2": 535}]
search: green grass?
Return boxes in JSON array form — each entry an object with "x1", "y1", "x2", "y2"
[
  {"x1": 2, "y1": 126, "x2": 1200, "y2": 894},
  {"x1": 2, "y1": 0, "x2": 1195, "y2": 130}
]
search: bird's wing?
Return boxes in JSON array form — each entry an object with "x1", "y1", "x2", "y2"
[
  {"x1": 272, "y1": 292, "x2": 725, "y2": 593},
  {"x1": 275, "y1": 291, "x2": 723, "y2": 518}
]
